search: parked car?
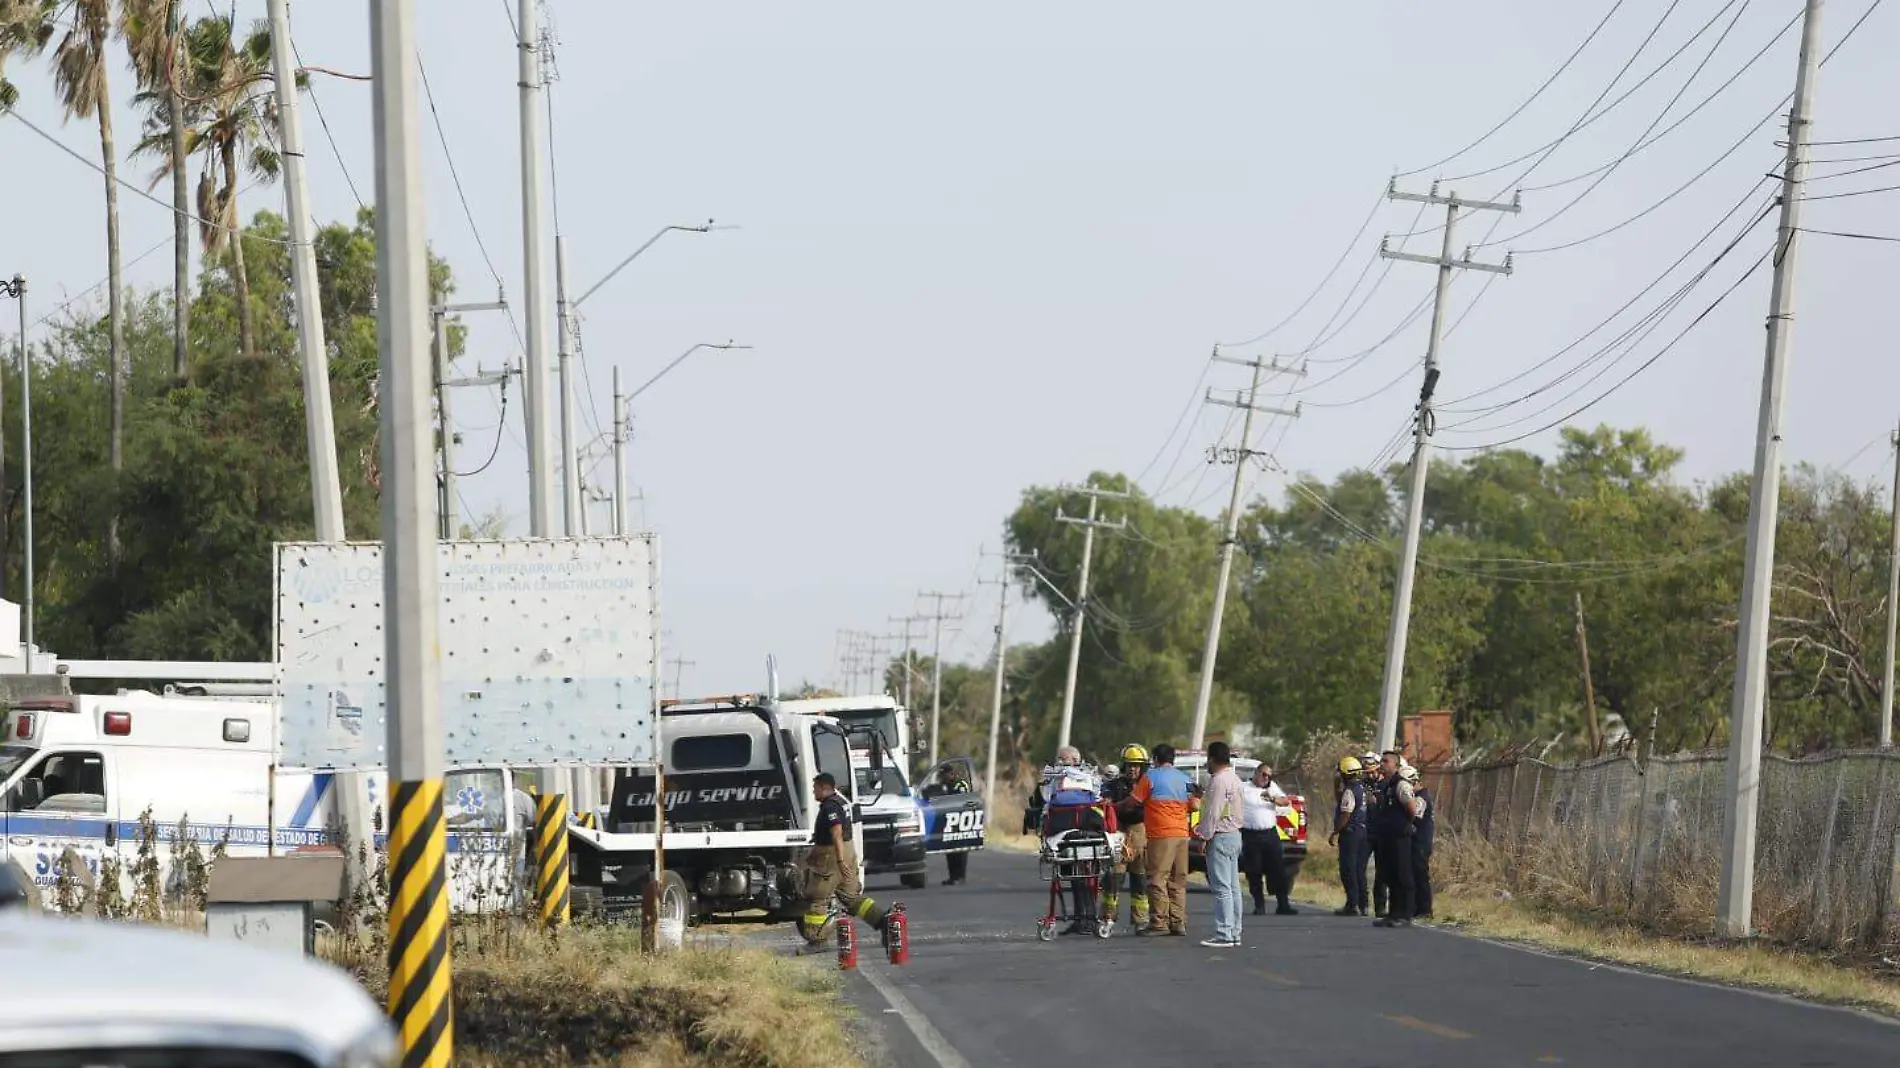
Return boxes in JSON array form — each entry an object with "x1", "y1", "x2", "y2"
[
  {"x1": 1173, "y1": 752, "x2": 1309, "y2": 885},
  {"x1": 0, "y1": 910, "x2": 396, "y2": 1067}
]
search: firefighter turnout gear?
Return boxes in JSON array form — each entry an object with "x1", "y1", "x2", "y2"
[
  {"x1": 1103, "y1": 755, "x2": 1150, "y2": 929},
  {"x1": 801, "y1": 781, "x2": 888, "y2": 944}
]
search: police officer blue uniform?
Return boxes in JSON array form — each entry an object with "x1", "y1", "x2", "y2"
[{"x1": 1328, "y1": 756, "x2": 1370, "y2": 917}]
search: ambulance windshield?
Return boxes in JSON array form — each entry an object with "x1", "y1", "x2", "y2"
[{"x1": 0, "y1": 744, "x2": 33, "y2": 782}]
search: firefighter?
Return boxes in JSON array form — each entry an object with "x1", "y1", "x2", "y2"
[
  {"x1": 1405, "y1": 764, "x2": 1434, "y2": 920},
  {"x1": 925, "y1": 764, "x2": 974, "y2": 886},
  {"x1": 1104, "y1": 743, "x2": 1152, "y2": 929},
  {"x1": 799, "y1": 772, "x2": 889, "y2": 944},
  {"x1": 1327, "y1": 755, "x2": 1369, "y2": 917}
]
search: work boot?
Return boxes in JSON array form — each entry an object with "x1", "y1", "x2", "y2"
[
  {"x1": 1332, "y1": 905, "x2": 1357, "y2": 917},
  {"x1": 1252, "y1": 900, "x2": 1267, "y2": 916},
  {"x1": 1276, "y1": 903, "x2": 1299, "y2": 916}
]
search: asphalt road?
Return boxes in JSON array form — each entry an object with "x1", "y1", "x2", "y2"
[{"x1": 813, "y1": 849, "x2": 1899, "y2": 1068}]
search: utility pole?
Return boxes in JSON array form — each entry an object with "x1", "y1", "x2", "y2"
[
  {"x1": 1054, "y1": 485, "x2": 1129, "y2": 752},
  {"x1": 667, "y1": 655, "x2": 695, "y2": 702},
  {"x1": 1372, "y1": 179, "x2": 1519, "y2": 754},
  {"x1": 556, "y1": 236, "x2": 582, "y2": 534},
  {"x1": 269, "y1": 0, "x2": 344, "y2": 544},
  {"x1": 612, "y1": 367, "x2": 629, "y2": 535},
  {"x1": 889, "y1": 614, "x2": 930, "y2": 711},
  {"x1": 368, "y1": 0, "x2": 451, "y2": 1061},
  {"x1": 1882, "y1": 420, "x2": 1900, "y2": 749},
  {"x1": 1717, "y1": 0, "x2": 1825, "y2": 941},
  {"x1": 1574, "y1": 591, "x2": 1603, "y2": 757},
  {"x1": 918, "y1": 592, "x2": 966, "y2": 766},
  {"x1": 1187, "y1": 352, "x2": 1304, "y2": 750},
  {"x1": 3, "y1": 276, "x2": 30, "y2": 666},
  {"x1": 516, "y1": 0, "x2": 556, "y2": 538},
  {"x1": 979, "y1": 550, "x2": 1034, "y2": 810},
  {"x1": 431, "y1": 299, "x2": 509, "y2": 539}
]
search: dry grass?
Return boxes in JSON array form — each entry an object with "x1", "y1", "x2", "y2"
[
  {"x1": 324, "y1": 922, "x2": 865, "y2": 1068},
  {"x1": 1296, "y1": 838, "x2": 1900, "y2": 1017}
]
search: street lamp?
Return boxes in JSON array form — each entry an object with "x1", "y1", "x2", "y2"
[
  {"x1": 571, "y1": 221, "x2": 740, "y2": 310},
  {"x1": 610, "y1": 342, "x2": 753, "y2": 535},
  {"x1": 1, "y1": 275, "x2": 32, "y2": 671}
]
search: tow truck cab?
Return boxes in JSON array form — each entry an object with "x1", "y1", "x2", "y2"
[{"x1": 568, "y1": 696, "x2": 863, "y2": 926}]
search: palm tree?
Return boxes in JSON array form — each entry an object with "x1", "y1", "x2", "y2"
[
  {"x1": 136, "y1": 14, "x2": 278, "y2": 363},
  {"x1": 120, "y1": 0, "x2": 190, "y2": 382},
  {"x1": 51, "y1": 0, "x2": 127, "y2": 569},
  {"x1": 0, "y1": 2, "x2": 56, "y2": 111}
]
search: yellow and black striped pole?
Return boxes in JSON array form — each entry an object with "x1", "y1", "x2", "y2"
[
  {"x1": 576, "y1": 810, "x2": 598, "y2": 829},
  {"x1": 534, "y1": 792, "x2": 571, "y2": 927},
  {"x1": 368, "y1": 0, "x2": 454, "y2": 1061},
  {"x1": 387, "y1": 779, "x2": 452, "y2": 1067}
]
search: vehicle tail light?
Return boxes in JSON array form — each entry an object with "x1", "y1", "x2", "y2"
[
  {"x1": 12, "y1": 713, "x2": 32, "y2": 739},
  {"x1": 104, "y1": 711, "x2": 132, "y2": 736}
]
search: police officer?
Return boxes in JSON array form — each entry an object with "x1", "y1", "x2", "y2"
[
  {"x1": 1104, "y1": 743, "x2": 1152, "y2": 929},
  {"x1": 923, "y1": 764, "x2": 974, "y2": 886},
  {"x1": 1327, "y1": 755, "x2": 1369, "y2": 917},
  {"x1": 800, "y1": 773, "x2": 889, "y2": 943},
  {"x1": 1405, "y1": 764, "x2": 1434, "y2": 920},
  {"x1": 1362, "y1": 752, "x2": 1387, "y2": 918},
  {"x1": 1370, "y1": 751, "x2": 1419, "y2": 929}
]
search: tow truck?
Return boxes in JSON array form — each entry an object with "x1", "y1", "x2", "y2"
[{"x1": 566, "y1": 693, "x2": 867, "y2": 929}]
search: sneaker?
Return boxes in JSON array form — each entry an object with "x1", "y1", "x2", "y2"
[{"x1": 1199, "y1": 937, "x2": 1236, "y2": 948}]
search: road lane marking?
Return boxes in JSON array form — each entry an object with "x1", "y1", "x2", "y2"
[
  {"x1": 1250, "y1": 968, "x2": 1301, "y2": 987},
  {"x1": 858, "y1": 965, "x2": 974, "y2": 1068},
  {"x1": 1381, "y1": 1014, "x2": 1473, "y2": 1040}
]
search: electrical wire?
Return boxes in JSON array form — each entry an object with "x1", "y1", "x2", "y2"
[
  {"x1": 1134, "y1": 350, "x2": 1216, "y2": 492},
  {"x1": 1802, "y1": 181, "x2": 1900, "y2": 202},
  {"x1": 1438, "y1": 174, "x2": 1773, "y2": 410},
  {"x1": 1438, "y1": 241, "x2": 1773, "y2": 452},
  {"x1": 1798, "y1": 225, "x2": 1900, "y2": 243},
  {"x1": 1396, "y1": 1, "x2": 1630, "y2": 179},
  {"x1": 1443, "y1": 201, "x2": 1772, "y2": 429},
  {"x1": 1218, "y1": 187, "x2": 1385, "y2": 350},
  {"x1": 290, "y1": 36, "x2": 364, "y2": 210},
  {"x1": 453, "y1": 378, "x2": 513, "y2": 478},
  {"x1": 3, "y1": 107, "x2": 294, "y2": 244}
]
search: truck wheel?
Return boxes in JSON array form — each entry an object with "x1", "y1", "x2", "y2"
[
  {"x1": 901, "y1": 873, "x2": 928, "y2": 890},
  {"x1": 571, "y1": 884, "x2": 606, "y2": 922},
  {"x1": 652, "y1": 869, "x2": 691, "y2": 935}
]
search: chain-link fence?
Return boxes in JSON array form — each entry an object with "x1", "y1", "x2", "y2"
[{"x1": 1423, "y1": 750, "x2": 1900, "y2": 957}]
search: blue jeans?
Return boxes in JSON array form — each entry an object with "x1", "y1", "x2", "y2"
[{"x1": 1206, "y1": 831, "x2": 1244, "y2": 942}]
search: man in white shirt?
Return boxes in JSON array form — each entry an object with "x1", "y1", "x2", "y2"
[{"x1": 1240, "y1": 764, "x2": 1297, "y2": 916}]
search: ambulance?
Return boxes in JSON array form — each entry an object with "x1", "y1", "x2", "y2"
[{"x1": 0, "y1": 690, "x2": 533, "y2": 914}]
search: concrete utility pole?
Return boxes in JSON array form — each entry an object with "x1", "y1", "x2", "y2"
[
  {"x1": 666, "y1": 655, "x2": 694, "y2": 701},
  {"x1": 979, "y1": 550, "x2": 1034, "y2": 810},
  {"x1": 1054, "y1": 486, "x2": 1129, "y2": 752},
  {"x1": 432, "y1": 299, "x2": 509, "y2": 539},
  {"x1": 1575, "y1": 591, "x2": 1603, "y2": 757},
  {"x1": 612, "y1": 367, "x2": 629, "y2": 535},
  {"x1": 1372, "y1": 180, "x2": 1519, "y2": 754},
  {"x1": 367, "y1": 0, "x2": 452, "y2": 1060},
  {"x1": 1717, "y1": 0, "x2": 1825, "y2": 940},
  {"x1": 555, "y1": 236, "x2": 582, "y2": 535},
  {"x1": 269, "y1": 0, "x2": 344, "y2": 544},
  {"x1": 1882, "y1": 420, "x2": 1900, "y2": 749},
  {"x1": 516, "y1": 0, "x2": 556, "y2": 538},
  {"x1": 918, "y1": 592, "x2": 966, "y2": 767},
  {"x1": 889, "y1": 614, "x2": 930, "y2": 711},
  {"x1": 1187, "y1": 352, "x2": 1304, "y2": 751},
  {"x1": 3, "y1": 276, "x2": 30, "y2": 665}
]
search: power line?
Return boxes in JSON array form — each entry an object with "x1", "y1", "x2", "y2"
[
  {"x1": 290, "y1": 36, "x2": 364, "y2": 210},
  {"x1": 1396, "y1": 0, "x2": 1631, "y2": 179}
]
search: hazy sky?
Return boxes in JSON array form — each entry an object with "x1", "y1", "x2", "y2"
[{"x1": 4, "y1": 1, "x2": 1898, "y2": 695}]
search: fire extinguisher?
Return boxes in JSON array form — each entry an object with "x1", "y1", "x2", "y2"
[
  {"x1": 885, "y1": 904, "x2": 909, "y2": 965},
  {"x1": 836, "y1": 916, "x2": 858, "y2": 970}
]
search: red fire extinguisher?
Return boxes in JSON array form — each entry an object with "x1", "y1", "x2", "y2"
[
  {"x1": 836, "y1": 916, "x2": 858, "y2": 970},
  {"x1": 885, "y1": 904, "x2": 909, "y2": 966}
]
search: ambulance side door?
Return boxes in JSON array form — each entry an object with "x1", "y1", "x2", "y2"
[{"x1": 0, "y1": 749, "x2": 116, "y2": 902}]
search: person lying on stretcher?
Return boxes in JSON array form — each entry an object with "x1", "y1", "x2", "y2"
[{"x1": 1023, "y1": 746, "x2": 1120, "y2": 934}]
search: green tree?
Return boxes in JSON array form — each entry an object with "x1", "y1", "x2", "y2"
[{"x1": 120, "y1": 0, "x2": 192, "y2": 381}]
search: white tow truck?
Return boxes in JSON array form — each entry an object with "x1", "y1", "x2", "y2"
[{"x1": 566, "y1": 694, "x2": 868, "y2": 930}]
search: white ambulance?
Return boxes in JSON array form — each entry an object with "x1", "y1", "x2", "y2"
[{"x1": 0, "y1": 690, "x2": 533, "y2": 914}]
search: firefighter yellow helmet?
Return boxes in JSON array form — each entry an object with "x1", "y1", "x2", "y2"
[
  {"x1": 1120, "y1": 743, "x2": 1151, "y2": 769},
  {"x1": 1338, "y1": 755, "x2": 1363, "y2": 775}
]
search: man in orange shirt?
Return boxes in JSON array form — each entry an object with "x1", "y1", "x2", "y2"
[{"x1": 1122, "y1": 743, "x2": 1196, "y2": 936}]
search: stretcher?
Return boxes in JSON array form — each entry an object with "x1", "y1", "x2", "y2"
[{"x1": 1036, "y1": 826, "x2": 1124, "y2": 941}]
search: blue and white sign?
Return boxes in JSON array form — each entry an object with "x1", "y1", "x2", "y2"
[{"x1": 274, "y1": 537, "x2": 660, "y2": 770}]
